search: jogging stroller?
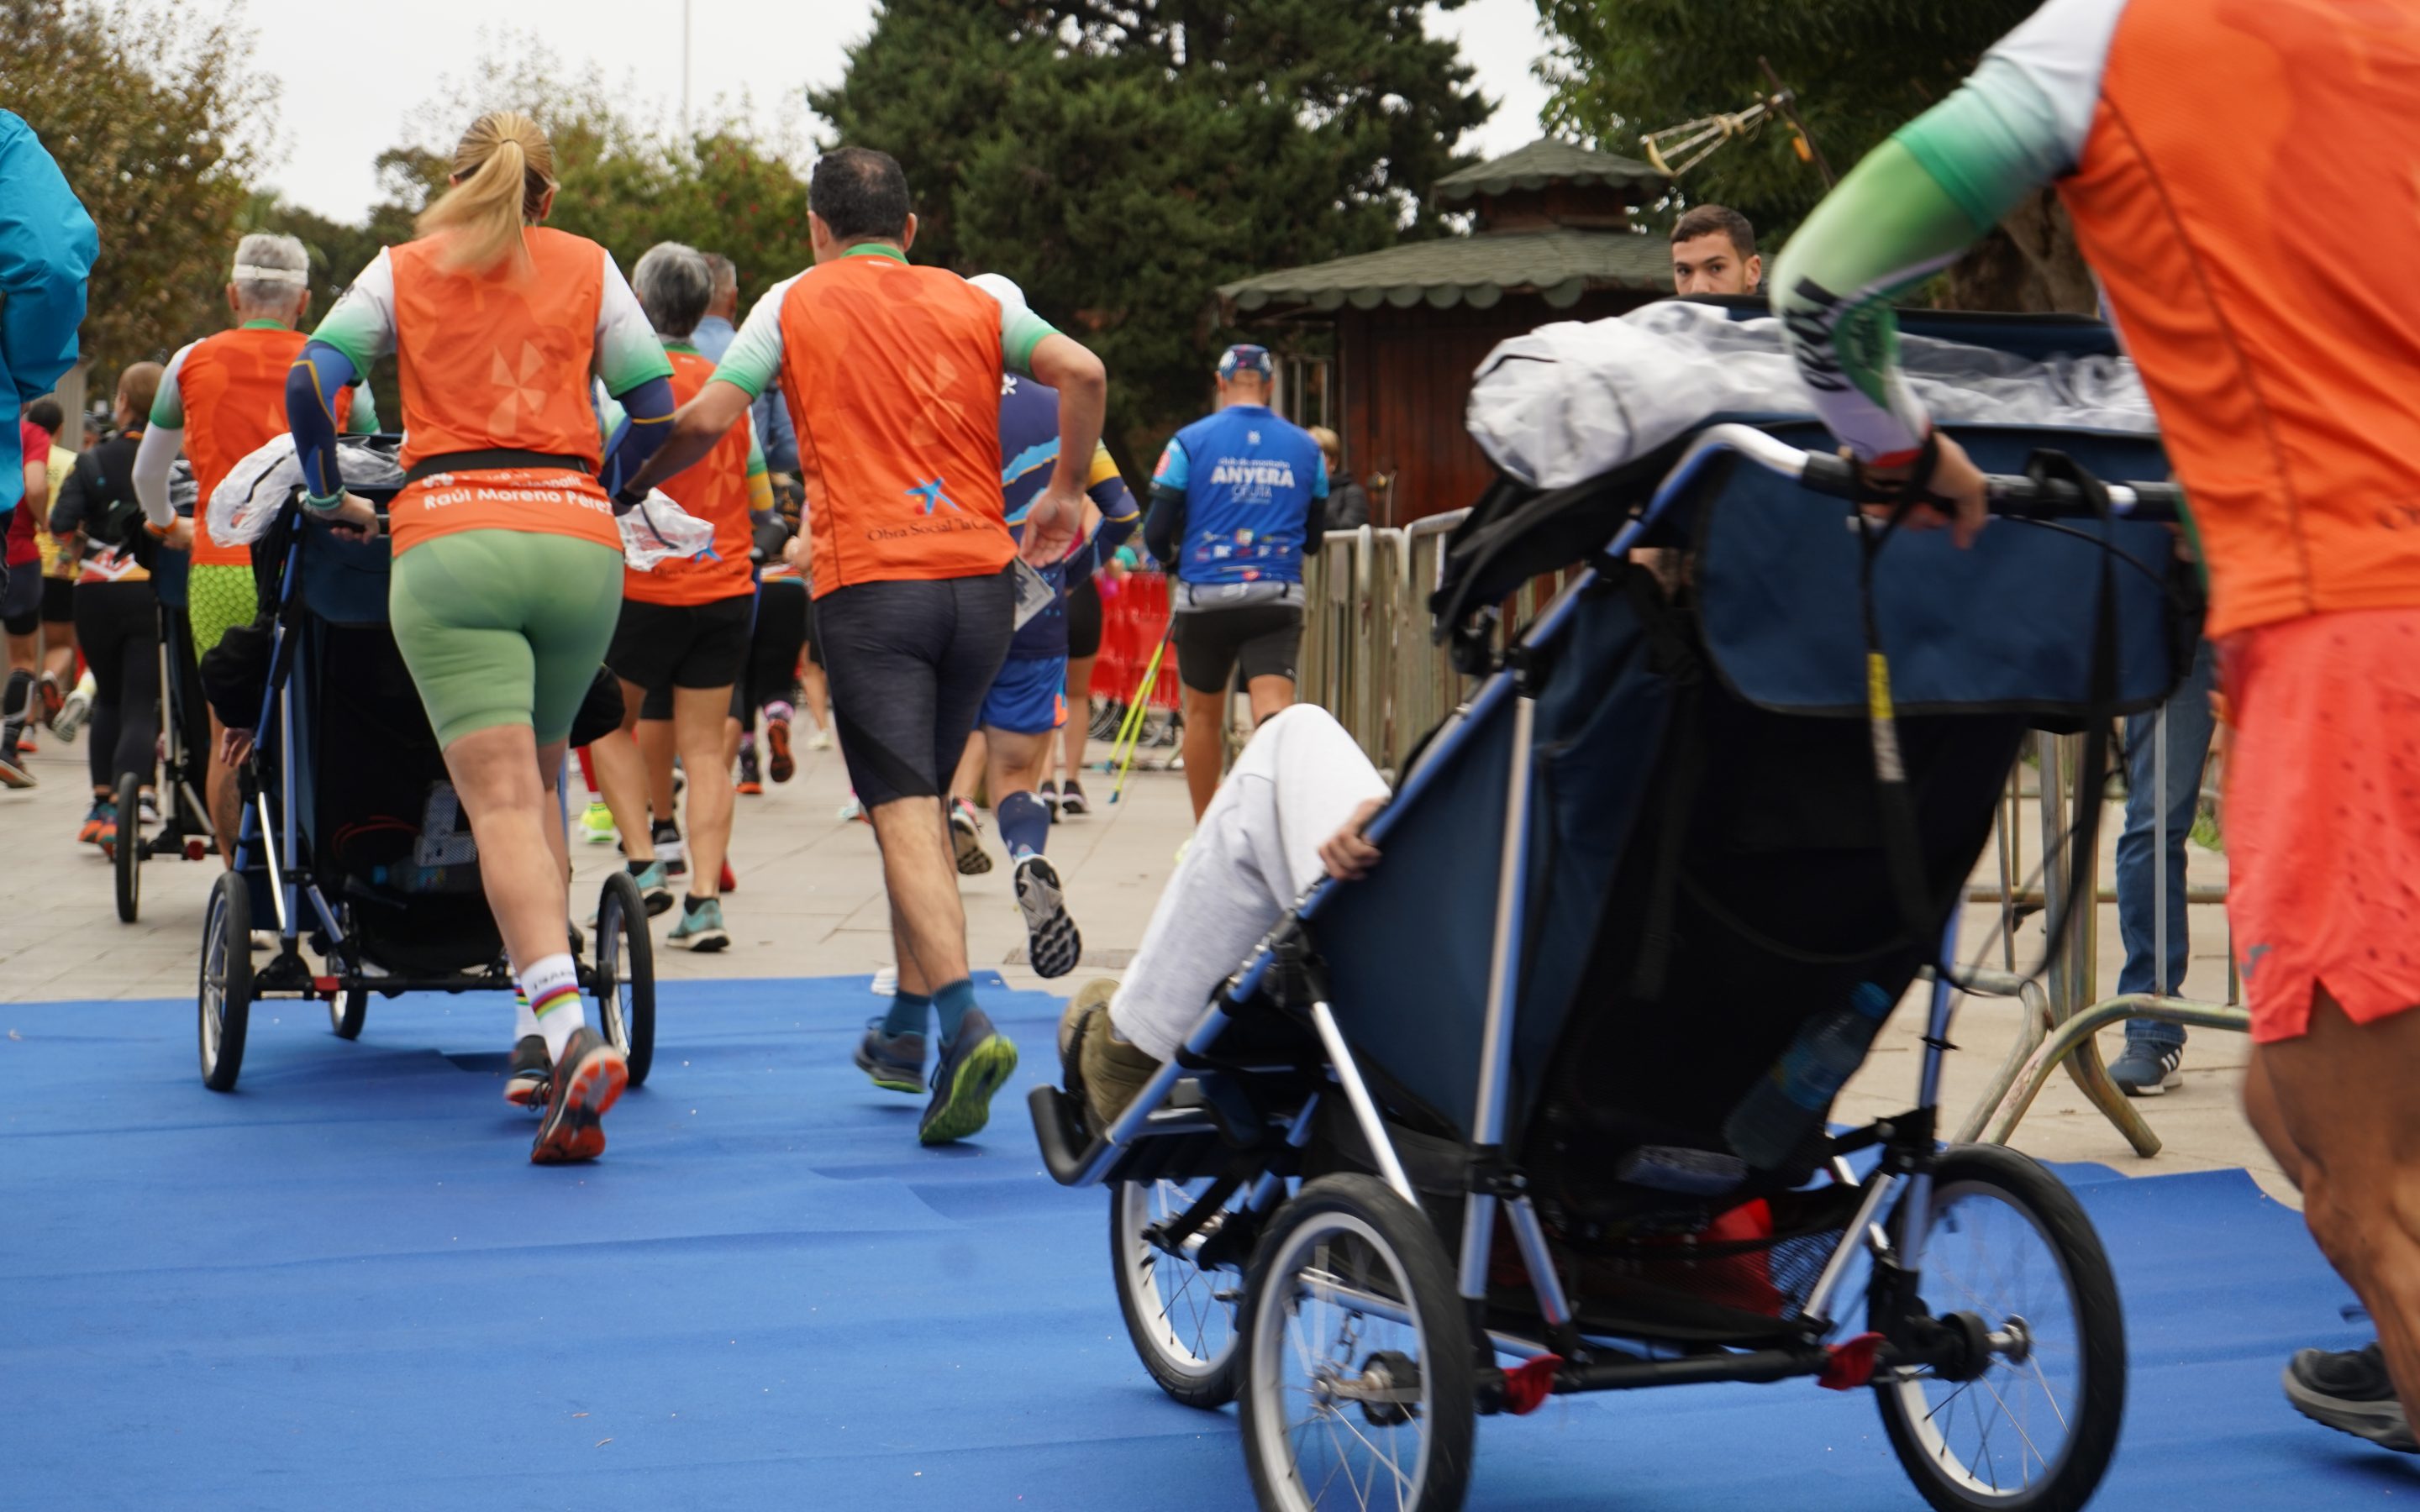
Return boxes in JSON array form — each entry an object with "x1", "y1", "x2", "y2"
[
  {"x1": 195, "y1": 435, "x2": 655, "y2": 1094},
  {"x1": 1029, "y1": 321, "x2": 2196, "y2": 1510},
  {"x1": 109, "y1": 459, "x2": 218, "y2": 923}
]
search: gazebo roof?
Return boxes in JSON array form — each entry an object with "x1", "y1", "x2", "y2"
[
  {"x1": 1218, "y1": 227, "x2": 1671, "y2": 314},
  {"x1": 1432, "y1": 137, "x2": 1665, "y2": 202}
]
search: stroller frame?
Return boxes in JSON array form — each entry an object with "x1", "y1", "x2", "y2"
[
  {"x1": 197, "y1": 482, "x2": 655, "y2": 1094},
  {"x1": 1034, "y1": 423, "x2": 2175, "y2": 1510}
]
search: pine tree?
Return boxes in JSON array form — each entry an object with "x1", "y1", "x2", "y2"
[{"x1": 811, "y1": 0, "x2": 1491, "y2": 462}]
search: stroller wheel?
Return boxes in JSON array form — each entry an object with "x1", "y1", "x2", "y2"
[
  {"x1": 1239, "y1": 1174, "x2": 1474, "y2": 1512},
  {"x1": 592, "y1": 869, "x2": 657, "y2": 1088},
  {"x1": 113, "y1": 771, "x2": 142, "y2": 923},
  {"x1": 1112, "y1": 1177, "x2": 1255, "y2": 1408},
  {"x1": 197, "y1": 871, "x2": 254, "y2": 1092},
  {"x1": 329, "y1": 984, "x2": 368, "y2": 1040},
  {"x1": 1873, "y1": 1143, "x2": 2127, "y2": 1512}
]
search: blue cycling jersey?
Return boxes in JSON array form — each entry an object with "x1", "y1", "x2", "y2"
[{"x1": 1153, "y1": 404, "x2": 1327, "y2": 588}]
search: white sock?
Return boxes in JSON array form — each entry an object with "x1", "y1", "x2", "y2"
[
  {"x1": 513, "y1": 990, "x2": 539, "y2": 1043},
  {"x1": 521, "y1": 953, "x2": 585, "y2": 1059}
]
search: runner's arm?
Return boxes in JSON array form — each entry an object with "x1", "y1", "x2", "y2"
[
  {"x1": 1771, "y1": 52, "x2": 2088, "y2": 463},
  {"x1": 1024, "y1": 333, "x2": 1108, "y2": 559},
  {"x1": 134, "y1": 344, "x2": 194, "y2": 528},
  {"x1": 1060, "y1": 452, "x2": 1140, "y2": 580},
  {"x1": 1143, "y1": 438, "x2": 1188, "y2": 569},
  {"x1": 634, "y1": 281, "x2": 792, "y2": 498},
  {"x1": 288, "y1": 251, "x2": 399, "y2": 507}
]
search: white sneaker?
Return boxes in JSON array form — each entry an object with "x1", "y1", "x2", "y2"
[{"x1": 808, "y1": 727, "x2": 834, "y2": 752}]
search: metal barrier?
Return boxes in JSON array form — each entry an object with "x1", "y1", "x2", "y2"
[
  {"x1": 1955, "y1": 714, "x2": 2249, "y2": 1157},
  {"x1": 1302, "y1": 511, "x2": 1475, "y2": 777}
]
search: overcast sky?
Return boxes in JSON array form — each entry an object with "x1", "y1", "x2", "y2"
[{"x1": 248, "y1": 0, "x2": 1561, "y2": 223}]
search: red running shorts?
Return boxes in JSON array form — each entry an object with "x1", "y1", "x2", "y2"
[{"x1": 2226, "y1": 607, "x2": 2420, "y2": 1042}]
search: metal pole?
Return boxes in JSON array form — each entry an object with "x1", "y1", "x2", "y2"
[{"x1": 681, "y1": 0, "x2": 692, "y2": 133}]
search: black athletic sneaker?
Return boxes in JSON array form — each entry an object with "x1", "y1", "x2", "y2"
[
  {"x1": 1040, "y1": 780, "x2": 1060, "y2": 824},
  {"x1": 2285, "y1": 1341, "x2": 2420, "y2": 1452},
  {"x1": 919, "y1": 1007, "x2": 1019, "y2": 1145},
  {"x1": 653, "y1": 819, "x2": 687, "y2": 879},
  {"x1": 1058, "y1": 780, "x2": 1090, "y2": 817},
  {"x1": 530, "y1": 1025, "x2": 628, "y2": 1165},
  {"x1": 503, "y1": 1034, "x2": 551, "y2": 1108}
]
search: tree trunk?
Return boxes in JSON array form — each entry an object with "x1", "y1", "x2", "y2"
[{"x1": 1942, "y1": 188, "x2": 2097, "y2": 314}]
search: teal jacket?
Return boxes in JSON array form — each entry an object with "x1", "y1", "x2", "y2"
[{"x1": 0, "y1": 111, "x2": 97, "y2": 522}]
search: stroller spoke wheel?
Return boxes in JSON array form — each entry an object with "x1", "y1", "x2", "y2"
[
  {"x1": 1240, "y1": 1175, "x2": 1472, "y2": 1512},
  {"x1": 1874, "y1": 1144, "x2": 2126, "y2": 1510},
  {"x1": 1111, "y1": 1177, "x2": 1249, "y2": 1408}
]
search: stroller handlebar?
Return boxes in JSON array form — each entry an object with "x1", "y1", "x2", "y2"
[{"x1": 1687, "y1": 422, "x2": 2182, "y2": 522}]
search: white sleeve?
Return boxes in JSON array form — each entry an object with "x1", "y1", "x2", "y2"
[
  {"x1": 1981, "y1": 0, "x2": 2133, "y2": 173},
  {"x1": 133, "y1": 348, "x2": 193, "y2": 528},
  {"x1": 710, "y1": 279, "x2": 799, "y2": 401},
  {"x1": 593, "y1": 245, "x2": 673, "y2": 395},
  {"x1": 307, "y1": 249, "x2": 399, "y2": 374}
]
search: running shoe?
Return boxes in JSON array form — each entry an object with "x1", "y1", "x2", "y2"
[
  {"x1": 1059, "y1": 780, "x2": 1090, "y2": 817},
  {"x1": 503, "y1": 1034, "x2": 551, "y2": 1108},
  {"x1": 719, "y1": 858, "x2": 737, "y2": 893},
  {"x1": 1040, "y1": 780, "x2": 1060, "y2": 824},
  {"x1": 766, "y1": 717, "x2": 796, "y2": 784},
  {"x1": 808, "y1": 727, "x2": 834, "y2": 752},
  {"x1": 2109, "y1": 1042, "x2": 2184, "y2": 1097},
  {"x1": 951, "y1": 796, "x2": 992, "y2": 876},
  {"x1": 137, "y1": 791, "x2": 160, "y2": 826},
  {"x1": 51, "y1": 673, "x2": 92, "y2": 743},
  {"x1": 919, "y1": 1007, "x2": 1018, "y2": 1145},
  {"x1": 654, "y1": 821, "x2": 687, "y2": 879},
  {"x1": 735, "y1": 744, "x2": 762, "y2": 795},
  {"x1": 79, "y1": 798, "x2": 113, "y2": 844},
  {"x1": 14, "y1": 729, "x2": 33, "y2": 756},
  {"x1": 0, "y1": 752, "x2": 31, "y2": 790},
  {"x1": 35, "y1": 671, "x2": 62, "y2": 729},
  {"x1": 2285, "y1": 1341, "x2": 2420, "y2": 1452},
  {"x1": 1013, "y1": 853, "x2": 1083, "y2": 979},
  {"x1": 629, "y1": 859, "x2": 675, "y2": 916},
  {"x1": 668, "y1": 895, "x2": 730, "y2": 952},
  {"x1": 854, "y1": 1017, "x2": 927, "y2": 1094},
  {"x1": 838, "y1": 793, "x2": 868, "y2": 823},
  {"x1": 530, "y1": 1024, "x2": 627, "y2": 1165},
  {"x1": 579, "y1": 800, "x2": 617, "y2": 845}
]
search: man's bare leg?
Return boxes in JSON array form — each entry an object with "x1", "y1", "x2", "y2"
[
  {"x1": 2258, "y1": 988, "x2": 2420, "y2": 1446},
  {"x1": 671, "y1": 684, "x2": 734, "y2": 905},
  {"x1": 866, "y1": 793, "x2": 1017, "y2": 1142},
  {"x1": 1181, "y1": 684, "x2": 1225, "y2": 820},
  {"x1": 1245, "y1": 673, "x2": 1294, "y2": 726}
]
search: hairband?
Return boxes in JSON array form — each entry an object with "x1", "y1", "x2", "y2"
[{"x1": 232, "y1": 264, "x2": 308, "y2": 286}]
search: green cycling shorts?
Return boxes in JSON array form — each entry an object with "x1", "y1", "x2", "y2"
[
  {"x1": 389, "y1": 529, "x2": 623, "y2": 749},
  {"x1": 187, "y1": 564, "x2": 258, "y2": 660}
]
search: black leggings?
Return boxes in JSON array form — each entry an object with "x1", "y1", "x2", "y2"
[
  {"x1": 75, "y1": 580, "x2": 160, "y2": 791},
  {"x1": 735, "y1": 577, "x2": 811, "y2": 727}
]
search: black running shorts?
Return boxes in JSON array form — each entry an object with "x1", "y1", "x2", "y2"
[
  {"x1": 608, "y1": 593, "x2": 753, "y2": 693},
  {"x1": 817, "y1": 567, "x2": 1015, "y2": 808},
  {"x1": 1172, "y1": 604, "x2": 1303, "y2": 694}
]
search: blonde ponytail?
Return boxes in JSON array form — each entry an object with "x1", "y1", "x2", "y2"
[{"x1": 416, "y1": 112, "x2": 556, "y2": 274}]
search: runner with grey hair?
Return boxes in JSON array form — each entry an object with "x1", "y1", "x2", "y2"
[
  {"x1": 589, "y1": 239, "x2": 776, "y2": 952},
  {"x1": 228, "y1": 232, "x2": 313, "y2": 320}
]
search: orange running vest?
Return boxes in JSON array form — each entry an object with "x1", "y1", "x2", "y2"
[
  {"x1": 386, "y1": 226, "x2": 619, "y2": 555},
  {"x1": 181, "y1": 327, "x2": 352, "y2": 566},
  {"x1": 624, "y1": 347, "x2": 755, "y2": 606},
  {"x1": 2061, "y1": 0, "x2": 2420, "y2": 638},
  {"x1": 774, "y1": 255, "x2": 1013, "y2": 598}
]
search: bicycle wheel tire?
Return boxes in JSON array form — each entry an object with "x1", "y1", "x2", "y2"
[
  {"x1": 594, "y1": 869, "x2": 656, "y2": 1086},
  {"x1": 113, "y1": 771, "x2": 142, "y2": 923}
]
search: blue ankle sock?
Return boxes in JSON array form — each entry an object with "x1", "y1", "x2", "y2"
[
  {"x1": 883, "y1": 990, "x2": 931, "y2": 1039},
  {"x1": 934, "y1": 978, "x2": 977, "y2": 1042},
  {"x1": 997, "y1": 790, "x2": 1050, "y2": 862}
]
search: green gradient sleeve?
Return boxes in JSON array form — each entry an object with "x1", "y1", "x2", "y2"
[
  {"x1": 1771, "y1": 60, "x2": 2072, "y2": 460},
  {"x1": 1002, "y1": 307, "x2": 1059, "y2": 379},
  {"x1": 147, "y1": 346, "x2": 191, "y2": 430},
  {"x1": 710, "y1": 280, "x2": 796, "y2": 402}
]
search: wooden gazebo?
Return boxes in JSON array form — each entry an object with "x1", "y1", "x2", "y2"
[{"x1": 1218, "y1": 139, "x2": 1674, "y2": 524}]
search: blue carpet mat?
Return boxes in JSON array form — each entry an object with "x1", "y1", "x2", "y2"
[{"x1": 2, "y1": 975, "x2": 2411, "y2": 1510}]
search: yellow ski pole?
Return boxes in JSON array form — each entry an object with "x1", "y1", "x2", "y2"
[{"x1": 1108, "y1": 631, "x2": 1172, "y2": 805}]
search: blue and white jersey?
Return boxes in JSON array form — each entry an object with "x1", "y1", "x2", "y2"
[
  {"x1": 1000, "y1": 372, "x2": 1138, "y2": 659},
  {"x1": 1153, "y1": 404, "x2": 1327, "y2": 588}
]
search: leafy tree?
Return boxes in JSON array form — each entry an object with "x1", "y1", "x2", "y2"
[
  {"x1": 0, "y1": 0, "x2": 274, "y2": 385},
  {"x1": 1539, "y1": 0, "x2": 2089, "y2": 310},
  {"x1": 812, "y1": 0, "x2": 1492, "y2": 462}
]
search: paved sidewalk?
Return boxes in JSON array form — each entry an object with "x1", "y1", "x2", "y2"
[{"x1": 0, "y1": 718, "x2": 2274, "y2": 1190}]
